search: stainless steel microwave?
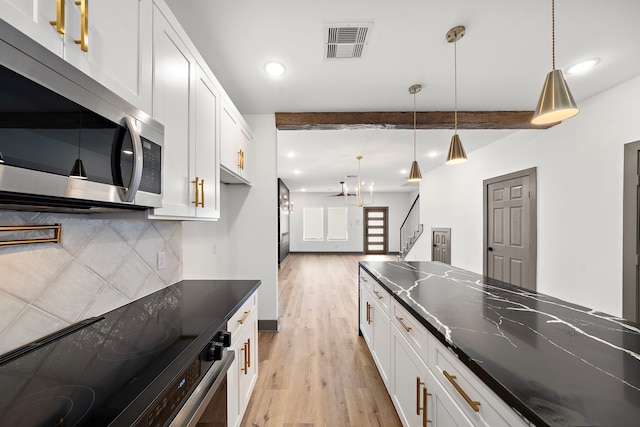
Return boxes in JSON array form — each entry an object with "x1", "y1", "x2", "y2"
[{"x1": 0, "y1": 20, "x2": 163, "y2": 212}]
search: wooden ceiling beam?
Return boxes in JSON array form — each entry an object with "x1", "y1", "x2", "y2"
[{"x1": 275, "y1": 111, "x2": 556, "y2": 130}]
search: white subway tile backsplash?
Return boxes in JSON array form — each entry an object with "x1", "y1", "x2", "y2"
[{"x1": 0, "y1": 212, "x2": 182, "y2": 354}]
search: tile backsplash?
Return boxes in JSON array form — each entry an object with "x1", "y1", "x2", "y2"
[{"x1": 0, "y1": 211, "x2": 182, "y2": 355}]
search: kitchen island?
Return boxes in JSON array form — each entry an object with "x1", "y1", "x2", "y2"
[{"x1": 359, "y1": 261, "x2": 640, "y2": 427}]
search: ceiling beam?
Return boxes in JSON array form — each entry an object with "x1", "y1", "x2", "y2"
[{"x1": 275, "y1": 111, "x2": 556, "y2": 130}]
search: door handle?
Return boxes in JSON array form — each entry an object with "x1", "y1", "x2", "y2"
[{"x1": 488, "y1": 247, "x2": 494, "y2": 251}]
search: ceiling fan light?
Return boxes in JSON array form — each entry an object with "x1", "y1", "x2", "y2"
[
  {"x1": 532, "y1": 69, "x2": 579, "y2": 125},
  {"x1": 446, "y1": 134, "x2": 467, "y2": 165},
  {"x1": 408, "y1": 160, "x2": 422, "y2": 182},
  {"x1": 69, "y1": 158, "x2": 87, "y2": 179}
]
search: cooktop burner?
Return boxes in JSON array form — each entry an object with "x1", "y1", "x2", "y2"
[{"x1": 0, "y1": 280, "x2": 258, "y2": 426}]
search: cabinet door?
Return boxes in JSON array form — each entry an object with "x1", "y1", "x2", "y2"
[
  {"x1": 359, "y1": 286, "x2": 374, "y2": 348},
  {"x1": 0, "y1": 0, "x2": 63, "y2": 55},
  {"x1": 238, "y1": 309, "x2": 258, "y2": 416},
  {"x1": 150, "y1": 5, "x2": 193, "y2": 218},
  {"x1": 237, "y1": 123, "x2": 252, "y2": 182},
  {"x1": 193, "y1": 66, "x2": 220, "y2": 219},
  {"x1": 372, "y1": 301, "x2": 391, "y2": 390},
  {"x1": 392, "y1": 325, "x2": 473, "y2": 427},
  {"x1": 63, "y1": 0, "x2": 152, "y2": 112},
  {"x1": 220, "y1": 103, "x2": 240, "y2": 173}
]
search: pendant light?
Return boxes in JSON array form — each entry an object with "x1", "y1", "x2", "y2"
[
  {"x1": 531, "y1": 0, "x2": 579, "y2": 125},
  {"x1": 445, "y1": 25, "x2": 467, "y2": 165},
  {"x1": 344, "y1": 156, "x2": 374, "y2": 207},
  {"x1": 407, "y1": 84, "x2": 422, "y2": 182}
]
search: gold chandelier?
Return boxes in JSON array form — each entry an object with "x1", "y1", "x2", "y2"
[{"x1": 344, "y1": 156, "x2": 375, "y2": 207}]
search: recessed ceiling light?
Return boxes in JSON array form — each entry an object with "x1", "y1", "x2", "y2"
[
  {"x1": 428, "y1": 151, "x2": 439, "y2": 158},
  {"x1": 400, "y1": 169, "x2": 408, "y2": 175},
  {"x1": 301, "y1": 188, "x2": 306, "y2": 192},
  {"x1": 293, "y1": 169, "x2": 301, "y2": 175},
  {"x1": 566, "y1": 58, "x2": 599, "y2": 75},
  {"x1": 287, "y1": 152, "x2": 295, "y2": 158},
  {"x1": 264, "y1": 61, "x2": 286, "y2": 77}
]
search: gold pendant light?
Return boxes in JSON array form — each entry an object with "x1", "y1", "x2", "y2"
[
  {"x1": 408, "y1": 84, "x2": 422, "y2": 182},
  {"x1": 344, "y1": 156, "x2": 375, "y2": 207},
  {"x1": 531, "y1": 0, "x2": 579, "y2": 125},
  {"x1": 445, "y1": 25, "x2": 468, "y2": 165}
]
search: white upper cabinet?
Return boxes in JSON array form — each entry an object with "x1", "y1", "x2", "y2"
[
  {"x1": 149, "y1": 4, "x2": 220, "y2": 220},
  {"x1": 220, "y1": 100, "x2": 252, "y2": 185},
  {"x1": 0, "y1": 0, "x2": 152, "y2": 112}
]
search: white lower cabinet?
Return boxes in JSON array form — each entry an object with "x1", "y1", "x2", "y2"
[
  {"x1": 359, "y1": 267, "x2": 531, "y2": 427},
  {"x1": 227, "y1": 294, "x2": 259, "y2": 427}
]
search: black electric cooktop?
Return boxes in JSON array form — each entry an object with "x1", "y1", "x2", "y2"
[{"x1": 0, "y1": 279, "x2": 260, "y2": 426}]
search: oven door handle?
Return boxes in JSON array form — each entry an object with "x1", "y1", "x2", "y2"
[
  {"x1": 121, "y1": 116, "x2": 143, "y2": 202},
  {"x1": 170, "y1": 350, "x2": 235, "y2": 427}
]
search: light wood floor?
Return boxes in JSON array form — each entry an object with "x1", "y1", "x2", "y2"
[{"x1": 240, "y1": 253, "x2": 402, "y2": 427}]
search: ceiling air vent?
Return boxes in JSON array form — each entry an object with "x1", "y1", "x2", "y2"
[{"x1": 324, "y1": 23, "x2": 372, "y2": 59}]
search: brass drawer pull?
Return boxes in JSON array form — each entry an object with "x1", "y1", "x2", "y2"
[
  {"x1": 416, "y1": 377, "x2": 424, "y2": 415},
  {"x1": 443, "y1": 370, "x2": 481, "y2": 412},
  {"x1": 373, "y1": 290, "x2": 384, "y2": 299},
  {"x1": 49, "y1": 0, "x2": 65, "y2": 34},
  {"x1": 241, "y1": 342, "x2": 248, "y2": 374},
  {"x1": 74, "y1": 0, "x2": 88, "y2": 52},
  {"x1": 423, "y1": 387, "x2": 432, "y2": 426},
  {"x1": 395, "y1": 316, "x2": 412, "y2": 332},
  {"x1": 361, "y1": 276, "x2": 368, "y2": 282},
  {"x1": 238, "y1": 309, "x2": 251, "y2": 324},
  {"x1": 246, "y1": 338, "x2": 251, "y2": 368},
  {"x1": 366, "y1": 302, "x2": 372, "y2": 324}
]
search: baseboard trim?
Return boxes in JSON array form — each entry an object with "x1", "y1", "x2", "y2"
[{"x1": 258, "y1": 319, "x2": 280, "y2": 332}]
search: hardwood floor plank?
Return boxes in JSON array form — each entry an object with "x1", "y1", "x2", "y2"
[{"x1": 241, "y1": 254, "x2": 401, "y2": 427}]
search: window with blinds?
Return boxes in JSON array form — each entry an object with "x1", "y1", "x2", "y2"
[
  {"x1": 327, "y1": 207, "x2": 348, "y2": 241},
  {"x1": 303, "y1": 207, "x2": 323, "y2": 241}
]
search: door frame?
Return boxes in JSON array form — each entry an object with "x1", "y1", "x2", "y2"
[
  {"x1": 483, "y1": 167, "x2": 537, "y2": 289},
  {"x1": 363, "y1": 206, "x2": 388, "y2": 254},
  {"x1": 623, "y1": 140, "x2": 640, "y2": 322},
  {"x1": 431, "y1": 227, "x2": 451, "y2": 265}
]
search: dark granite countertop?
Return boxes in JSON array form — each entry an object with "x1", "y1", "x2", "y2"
[
  {"x1": 359, "y1": 261, "x2": 640, "y2": 427},
  {"x1": 0, "y1": 279, "x2": 260, "y2": 426}
]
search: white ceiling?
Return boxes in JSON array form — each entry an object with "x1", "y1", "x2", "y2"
[{"x1": 165, "y1": 0, "x2": 640, "y2": 193}]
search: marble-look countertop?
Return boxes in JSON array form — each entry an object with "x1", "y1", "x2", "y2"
[{"x1": 359, "y1": 261, "x2": 640, "y2": 427}]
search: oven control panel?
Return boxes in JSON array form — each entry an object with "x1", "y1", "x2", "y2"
[{"x1": 133, "y1": 358, "x2": 201, "y2": 427}]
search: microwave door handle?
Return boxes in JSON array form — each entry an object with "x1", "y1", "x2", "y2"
[{"x1": 122, "y1": 116, "x2": 143, "y2": 202}]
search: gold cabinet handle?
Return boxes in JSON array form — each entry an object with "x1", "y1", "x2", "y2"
[
  {"x1": 373, "y1": 290, "x2": 384, "y2": 300},
  {"x1": 241, "y1": 342, "x2": 248, "y2": 374},
  {"x1": 74, "y1": 0, "x2": 88, "y2": 52},
  {"x1": 246, "y1": 338, "x2": 251, "y2": 368},
  {"x1": 443, "y1": 370, "x2": 481, "y2": 412},
  {"x1": 49, "y1": 0, "x2": 66, "y2": 34},
  {"x1": 200, "y1": 179, "x2": 205, "y2": 208},
  {"x1": 361, "y1": 276, "x2": 368, "y2": 282},
  {"x1": 241, "y1": 149, "x2": 245, "y2": 170},
  {"x1": 416, "y1": 377, "x2": 424, "y2": 415},
  {"x1": 395, "y1": 316, "x2": 412, "y2": 332},
  {"x1": 191, "y1": 177, "x2": 201, "y2": 207},
  {"x1": 423, "y1": 387, "x2": 432, "y2": 426},
  {"x1": 237, "y1": 149, "x2": 242, "y2": 169},
  {"x1": 366, "y1": 302, "x2": 371, "y2": 324},
  {"x1": 238, "y1": 309, "x2": 251, "y2": 325}
]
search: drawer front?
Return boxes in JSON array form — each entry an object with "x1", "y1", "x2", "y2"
[
  {"x1": 228, "y1": 292, "x2": 258, "y2": 340},
  {"x1": 372, "y1": 282, "x2": 391, "y2": 317},
  {"x1": 359, "y1": 267, "x2": 374, "y2": 293},
  {"x1": 391, "y1": 300, "x2": 429, "y2": 361},
  {"x1": 429, "y1": 336, "x2": 530, "y2": 427}
]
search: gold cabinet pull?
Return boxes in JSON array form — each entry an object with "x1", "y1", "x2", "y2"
[
  {"x1": 373, "y1": 290, "x2": 384, "y2": 299},
  {"x1": 395, "y1": 316, "x2": 412, "y2": 332},
  {"x1": 74, "y1": 0, "x2": 88, "y2": 52},
  {"x1": 443, "y1": 370, "x2": 481, "y2": 412},
  {"x1": 238, "y1": 309, "x2": 251, "y2": 325},
  {"x1": 423, "y1": 387, "x2": 432, "y2": 426},
  {"x1": 246, "y1": 338, "x2": 251, "y2": 368},
  {"x1": 361, "y1": 275, "x2": 368, "y2": 282},
  {"x1": 241, "y1": 149, "x2": 245, "y2": 170},
  {"x1": 366, "y1": 302, "x2": 372, "y2": 324},
  {"x1": 241, "y1": 342, "x2": 248, "y2": 374},
  {"x1": 416, "y1": 377, "x2": 424, "y2": 415},
  {"x1": 191, "y1": 177, "x2": 202, "y2": 207},
  {"x1": 200, "y1": 179, "x2": 205, "y2": 207},
  {"x1": 49, "y1": 0, "x2": 65, "y2": 34}
]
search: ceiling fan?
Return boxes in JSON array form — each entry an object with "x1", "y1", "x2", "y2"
[{"x1": 330, "y1": 181, "x2": 357, "y2": 197}]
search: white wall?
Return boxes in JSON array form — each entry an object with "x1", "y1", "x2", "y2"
[
  {"x1": 183, "y1": 115, "x2": 279, "y2": 327},
  {"x1": 289, "y1": 191, "x2": 415, "y2": 253},
  {"x1": 415, "y1": 75, "x2": 640, "y2": 317}
]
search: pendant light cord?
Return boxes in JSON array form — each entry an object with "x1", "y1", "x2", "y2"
[
  {"x1": 454, "y1": 40, "x2": 458, "y2": 134},
  {"x1": 552, "y1": 0, "x2": 556, "y2": 70},
  {"x1": 413, "y1": 92, "x2": 417, "y2": 161}
]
